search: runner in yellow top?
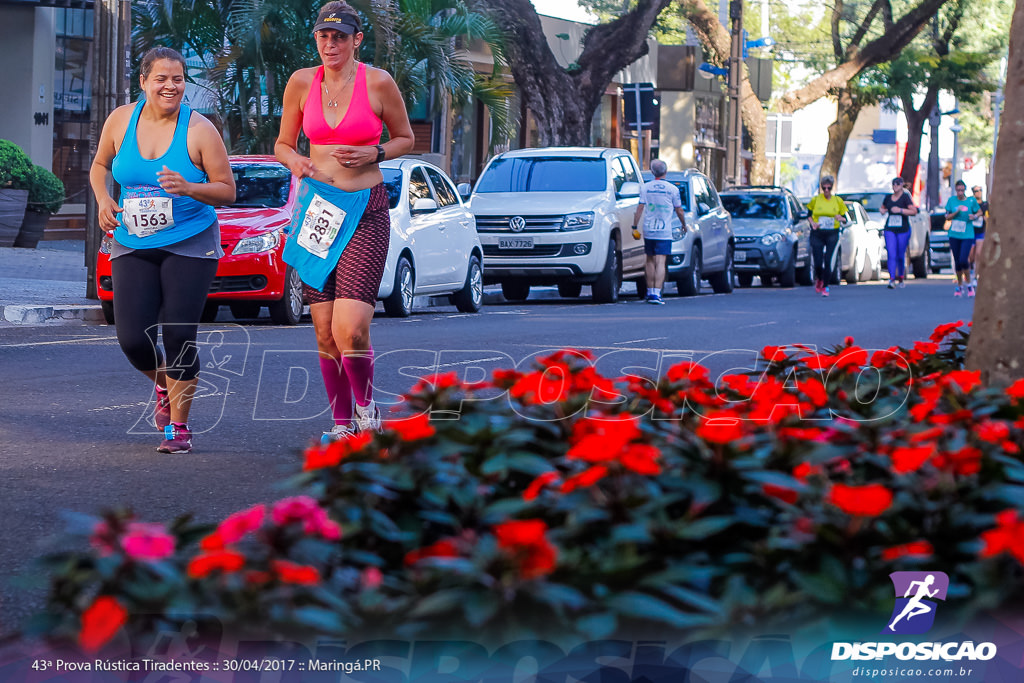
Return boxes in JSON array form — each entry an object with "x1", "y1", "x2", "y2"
[{"x1": 805, "y1": 175, "x2": 848, "y2": 297}]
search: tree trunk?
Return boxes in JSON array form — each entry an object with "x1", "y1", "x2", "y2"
[
  {"x1": 821, "y1": 88, "x2": 863, "y2": 182},
  {"x1": 898, "y1": 89, "x2": 938, "y2": 184},
  {"x1": 965, "y1": 0, "x2": 1024, "y2": 386},
  {"x1": 471, "y1": 0, "x2": 670, "y2": 146}
]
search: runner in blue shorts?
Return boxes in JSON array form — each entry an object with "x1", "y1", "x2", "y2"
[{"x1": 632, "y1": 159, "x2": 688, "y2": 304}]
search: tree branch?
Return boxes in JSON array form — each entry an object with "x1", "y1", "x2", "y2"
[{"x1": 832, "y1": 0, "x2": 844, "y2": 64}]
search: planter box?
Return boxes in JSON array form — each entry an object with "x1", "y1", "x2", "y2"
[
  {"x1": 13, "y1": 210, "x2": 50, "y2": 248},
  {"x1": 0, "y1": 188, "x2": 29, "y2": 248}
]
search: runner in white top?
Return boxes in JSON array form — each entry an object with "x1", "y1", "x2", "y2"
[{"x1": 632, "y1": 159, "x2": 688, "y2": 304}]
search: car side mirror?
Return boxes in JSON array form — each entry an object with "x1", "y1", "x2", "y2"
[
  {"x1": 456, "y1": 183, "x2": 472, "y2": 200},
  {"x1": 411, "y1": 197, "x2": 438, "y2": 214},
  {"x1": 800, "y1": 209, "x2": 810, "y2": 220},
  {"x1": 698, "y1": 202, "x2": 711, "y2": 215},
  {"x1": 619, "y1": 181, "x2": 641, "y2": 198}
]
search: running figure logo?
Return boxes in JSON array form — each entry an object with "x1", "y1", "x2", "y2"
[{"x1": 883, "y1": 571, "x2": 949, "y2": 635}]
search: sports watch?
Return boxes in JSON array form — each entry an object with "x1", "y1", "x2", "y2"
[{"x1": 375, "y1": 144, "x2": 386, "y2": 164}]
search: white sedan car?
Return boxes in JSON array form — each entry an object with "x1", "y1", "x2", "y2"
[
  {"x1": 377, "y1": 159, "x2": 483, "y2": 316},
  {"x1": 837, "y1": 200, "x2": 884, "y2": 283}
]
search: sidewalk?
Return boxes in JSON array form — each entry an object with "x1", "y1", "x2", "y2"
[{"x1": 0, "y1": 241, "x2": 564, "y2": 325}]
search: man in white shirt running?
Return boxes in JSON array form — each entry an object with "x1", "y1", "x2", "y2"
[{"x1": 632, "y1": 159, "x2": 688, "y2": 304}]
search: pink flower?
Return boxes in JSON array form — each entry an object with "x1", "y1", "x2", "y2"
[
  {"x1": 120, "y1": 522, "x2": 175, "y2": 562},
  {"x1": 361, "y1": 566, "x2": 384, "y2": 590},
  {"x1": 272, "y1": 496, "x2": 321, "y2": 526},
  {"x1": 216, "y1": 504, "x2": 266, "y2": 544}
]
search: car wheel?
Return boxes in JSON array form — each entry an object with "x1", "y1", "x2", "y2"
[
  {"x1": 911, "y1": 239, "x2": 930, "y2": 278},
  {"x1": 859, "y1": 248, "x2": 875, "y2": 281},
  {"x1": 737, "y1": 273, "x2": 754, "y2": 288},
  {"x1": 384, "y1": 256, "x2": 415, "y2": 317},
  {"x1": 452, "y1": 255, "x2": 484, "y2": 313},
  {"x1": 501, "y1": 281, "x2": 530, "y2": 301},
  {"x1": 777, "y1": 249, "x2": 797, "y2": 287},
  {"x1": 101, "y1": 300, "x2": 115, "y2": 325},
  {"x1": 269, "y1": 266, "x2": 304, "y2": 325},
  {"x1": 591, "y1": 239, "x2": 621, "y2": 304},
  {"x1": 708, "y1": 245, "x2": 735, "y2": 293},
  {"x1": 558, "y1": 282, "x2": 583, "y2": 298},
  {"x1": 201, "y1": 303, "x2": 219, "y2": 323},
  {"x1": 676, "y1": 244, "x2": 702, "y2": 296},
  {"x1": 230, "y1": 303, "x2": 261, "y2": 320},
  {"x1": 844, "y1": 248, "x2": 860, "y2": 284}
]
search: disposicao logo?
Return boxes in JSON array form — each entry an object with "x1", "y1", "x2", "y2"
[
  {"x1": 883, "y1": 571, "x2": 948, "y2": 635},
  {"x1": 831, "y1": 571, "x2": 997, "y2": 662}
]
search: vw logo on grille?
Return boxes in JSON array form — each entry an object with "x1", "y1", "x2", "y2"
[{"x1": 509, "y1": 216, "x2": 526, "y2": 232}]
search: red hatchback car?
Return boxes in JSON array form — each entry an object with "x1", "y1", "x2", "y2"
[{"x1": 96, "y1": 155, "x2": 305, "y2": 325}]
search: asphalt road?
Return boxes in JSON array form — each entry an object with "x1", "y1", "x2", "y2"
[{"x1": 0, "y1": 275, "x2": 972, "y2": 635}]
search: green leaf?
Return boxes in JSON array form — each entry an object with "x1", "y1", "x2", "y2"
[
  {"x1": 575, "y1": 612, "x2": 617, "y2": 638},
  {"x1": 292, "y1": 606, "x2": 345, "y2": 633},
  {"x1": 529, "y1": 583, "x2": 587, "y2": 609},
  {"x1": 611, "y1": 523, "x2": 652, "y2": 544},
  {"x1": 608, "y1": 592, "x2": 715, "y2": 629},
  {"x1": 677, "y1": 516, "x2": 736, "y2": 539},
  {"x1": 409, "y1": 589, "x2": 470, "y2": 618},
  {"x1": 659, "y1": 584, "x2": 720, "y2": 614},
  {"x1": 463, "y1": 592, "x2": 499, "y2": 626}
]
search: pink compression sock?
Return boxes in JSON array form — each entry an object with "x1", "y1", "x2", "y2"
[
  {"x1": 319, "y1": 357, "x2": 353, "y2": 424},
  {"x1": 343, "y1": 347, "x2": 375, "y2": 407}
]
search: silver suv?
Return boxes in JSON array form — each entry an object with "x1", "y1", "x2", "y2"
[
  {"x1": 719, "y1": 187, "x2": 812, "y2": 287},
  {"x1": 464, "y1": 147, "x2": 645, "y2": 303}
]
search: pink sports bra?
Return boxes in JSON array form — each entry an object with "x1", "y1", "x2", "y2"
[{"x1": 303, "y1": 63, "x2": 383, "y2": 147}]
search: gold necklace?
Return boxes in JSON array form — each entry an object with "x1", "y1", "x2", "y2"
[{"x1": 323, "y1": 62, "x2": 358, "y2": 108}]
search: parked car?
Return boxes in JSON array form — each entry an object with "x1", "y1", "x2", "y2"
[
  {"x1": 928, "y1": 210, "x2": 952, "y2": 273},
  {"x1": 838, "y1": 200, "x2": 884, "y2": 283},
  {"x1": 460, "y1": 148, "x2": 733, "y2": 303},
  {"x1": 719, "y1": 186, "x2": 811, "y2": 288},
  {"x1": 96, "y1": 156, "x2": 483, "y2": 323},
  {"x1": 838, "y1": 190, "x2": 931, "y2": 278}
]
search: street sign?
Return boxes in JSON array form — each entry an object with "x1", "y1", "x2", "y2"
[{"x1": 622, "y1": 82, "x2": 657, "y2": 129}]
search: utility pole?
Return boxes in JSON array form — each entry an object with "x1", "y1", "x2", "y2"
[
  {"x1": 725, "y1": 0, "x2": 744, "y2": 187},
  {"x1": 926, "y1": 107, "x2": 940, "y2": 211},
  {"x1": 86, "y1": 0, "x2": 131, "y2": 299}
]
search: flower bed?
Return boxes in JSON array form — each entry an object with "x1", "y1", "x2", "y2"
[{"x1": 30, "y1": 322, "x2": 1024, "y2": 652}]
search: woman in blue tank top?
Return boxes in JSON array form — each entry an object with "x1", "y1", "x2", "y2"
[{"x1": 89, "y1": 47, "x2": 235, "y2": 455}]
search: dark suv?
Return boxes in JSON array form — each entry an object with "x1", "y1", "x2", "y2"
[{"x1": 719, "y1": 187, "x2": 812, "y2": 287}]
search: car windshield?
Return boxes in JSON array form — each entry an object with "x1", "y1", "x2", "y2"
[
  {"x1": 229, "y1": 164, "x2": 291, "y2": 208},
  {"x1": 840, "y1": 192, "x2": 886, "y2": 212},
  {"x1": 721, "y1": 194, "x2": 784, "y2": 219},
  {"x1": 475, "y1": 157, "x2": 607, "y2": 193},
  {"x1": 381, "y1": 168, "x2": 402, "y2": 209}
]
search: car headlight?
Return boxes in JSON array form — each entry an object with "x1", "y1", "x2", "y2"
[
  {"x1": 233, "y1": 230, "x2": 281, "y2": 255},
  {"x1": 561, "y1": 212, "x2": 594, "y2": 231},
  {"x1": 760, "y1": 232, "x2": 785, "y2": 246},
  {"x1": 672, "y1": 226, "x2": 684, "y2": 240}
]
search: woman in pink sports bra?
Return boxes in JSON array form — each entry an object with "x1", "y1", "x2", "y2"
[{"x1": 275, "y1": 0, "x2": 414, "y2": 443}]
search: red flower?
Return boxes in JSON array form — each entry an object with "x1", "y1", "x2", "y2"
[
  {"x1": 560, "y1": 465, "x2": 609, "y2": 493},
  {"x1": 523, "y1": 471, "x2": 561, "y2": 501},
  {"x1": 976, "y1": 420, "x2": 1011, "y2": 444},
  {"x1": 244, "y1": 570, "x2": 273, "y2": 586},
  {"x1": 493, "y1": 519, "x2": 558, "y2": 579},
  {"x1": 1007, "y1": 379, "x2": 1024, "y2": 401},
  {"x1": 619, "y1": 443, "x2": 662, "y2": 475},
  {"x1": 929, "y1": 320, "x2": 965, "y2": 343},
  {"x1": 404, "y1": 538, "x2": 460, "y2": 566},
  {"x1": 890, "y1": 445, "x2": 935, "y2": 474},
  {"x1": 762, "y1": 345, "x2": 785, "y2": 362},
  {"x1": 762, "y1": 483, "x2": 799, "y2": 505},
  {"x1": 666, "y1": 361, "x2": 710, "y2": 384},
  {"x1": 942, "y1": 370, "x2": 982, "y2": 394},
  {"x1": 792, "y1": 462, "x2": 822, "y2": 483},
  {"x1": 798, "y1": 378, "x2": 829, "y2": 408},
  {"x1": 696, "y1": 412, "x2": 746, "y2": 444},
  {"x1": 187, "y1": 550, "x2": 246, "y2": 579},
  {"x1": 79, "y1": 596, "x2": 128, "y2": 653},
  {"x1": 882, "y1": 540, "x2": 934, "y2": 561},
  {"x1": 410, "y1": 371, "x2": 462, "y2": 394},
  {"x1": 979, "y1": 510, "x2": 1024, "y2": 563},
  {"x1": 303, "y1": 431, "x2": 373, "y2": 470},
  {"x1": 510, "y1": 368, "x2": 570, "y2": 404},
  {"x1": 944, "y1": 446, "x2": 983, "y2": 476},
  {"x1": 389, "y1": 413, "x2": 436, "y2": 441},
  {"x1": 271, "y1": 560, "x2": 321, "y2": 586},
  {"x1": 827, "y1": 483, "x2": 893, "y2": 516},
  {"x1": 567, "y1": 415, "x2": 640, "y2": 463},
  {"x1": 212, "y1": 504, "x2": 265, "y2": 546}
]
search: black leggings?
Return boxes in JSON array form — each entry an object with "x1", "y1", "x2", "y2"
[
  {"x1": 111, "y1": 250, "x2": 218, "y2": 382},
  {"x1": 809, "y1": 228, "x2": 840, "y2": 283}
]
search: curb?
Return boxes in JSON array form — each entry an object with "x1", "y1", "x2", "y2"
[{"x1": 0, "y1": 304, "x2": 105, "y2": 325}]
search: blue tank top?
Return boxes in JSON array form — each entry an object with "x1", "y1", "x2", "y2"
[{"x1": 111, "y1": 99, "x2": 217, "y2": 249}]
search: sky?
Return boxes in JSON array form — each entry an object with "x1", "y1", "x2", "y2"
[{"x1": 530, "y1": 0, "x2": 597, "y2": 23}]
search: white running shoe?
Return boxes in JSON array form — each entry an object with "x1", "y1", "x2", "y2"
[
  {"x1": 321, "y1": 423, "x2": 359, "y2": 445},
  {"x1": 354, "y1": 400, "x2": 383, "y2": 433}
]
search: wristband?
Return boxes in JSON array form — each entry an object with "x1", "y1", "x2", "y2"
[{"x1": 375, "y1": 144, "x2": 386, "y2": 164}]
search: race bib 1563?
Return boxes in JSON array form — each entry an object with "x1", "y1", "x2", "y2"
[
  {"x1": 297, "y1": 194, "x2": 346, "y2": 258},
  {"x1": 818, "y1": 216, "x2": 835, "y2": 230},
  {"x1": 123, "y1": 197, "x2": 175, "y2": 237}
]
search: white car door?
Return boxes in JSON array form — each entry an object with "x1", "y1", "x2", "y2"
[
  {"x1": 405, "y1": 166, "x2": 449, "y2": 289},
  {"x1": 423, "y1": 166, "x2": 474, "y2": 289},
  {"x1": 613, "y1": 155, "x2": 644, "y2": 274}
]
